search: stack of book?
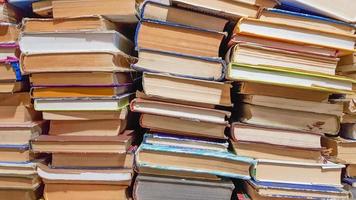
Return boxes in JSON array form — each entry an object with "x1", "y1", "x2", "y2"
[
  {"x1": 17, "y1": 0, "x2": 138, "y2": 199},
  {"x1": 226, "y1": 7, "x2": 356, "y2": 199},
  {"x1": 0, "y1": 1, "x2": 44, "y2": 199},
  {"x1": 131, "y1": 1, "x2": 277, "y2": 200}
]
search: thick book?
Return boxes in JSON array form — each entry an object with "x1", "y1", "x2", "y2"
[
  {"x1": 253, "y1": 159, "x2": 344, "y2": 186},
  {"x1": 240, "y1": 103, "x2": 340, "y2": 135},
  {"x1": 227, "y1": 43, "x2": 339, "y2": 75},
  {"x1": 34, "y1": 95, "x2": 131, "y2": 112},
  {"x1": 135, "y1": 20, "x2": 225, "y2": 58},
  {"x1": 240, "y1": 94, "x2": 343, "y2": 116},
  {"x1": 31, "y1": 85, "x2": 131, "y2": 98},
  {"x1": 136, "y1": 142, "x2": 255, "y2": 179},
  {"x1": 235, "y1": 81, "x2": 330, "y2": 102},
  {"x1": 231, "y1": 141, "x2": 323, "y2": 163},
  {"x1": 0, "y1": 61, "x2": 22, "y2": 82},
  {"x1": 244, "y1": 180, "x2": 350, "y2": 200},
  {"x1": 278, "y1": 0, "x2": 356, "y2": 23},
  {"x1": 42, "y1": 110, "x2": 128, "y2": 121},
  {"x1": 0, "y1": 23, "x2": 19, "y2": 43},
  {"x1": 231, "y1": 123, "x2": 323, "y2": 149},
  {"x1": 144, "y1": 133, "x2": 229, "y2": 152},
  {"x1": 259, "y1": 8, "x2": 355, "y2": 35},
  {"x1": 0, "y1": 144, "x2": 32, "y2": 163},
  {"x1": 0, "y1": 121, "x2": 46, "y2": 145},
  {"x1": 321, "y1": 136, "x2": 356, "y2": 164},
  {"x1": 143, "y1": 72, "x2": 232, "y2": 107},
  {"x1": 21, "y1": 52, "x2": 133, "y2": 73},
  {"x1": 31, "y1": 130, "x2": 134, "y2": 154},
  {"x1": 38, "y1": 163, "x2": 132, "y2": 185},
  {"x1": 51, "y1": 0, "x2": 137, "y2": 23},
  {"x1": 22, "y1": 16, "x2": 117, "y2": 33},
  {"x1": 337, "y1": 53, "x2": 356, "y2": 75},
  {"x1": 133, "y1": 175, "x2": 234, "y2": 200},
  {"x1": 30, "y1": 72, "x2": 132, "y2": 87},
  {"x1": 19, "y1": 31, "x2": 133, "y2": 55},
  {"x1": 140, "y1": 1, "x2": 228, "y2": 32},
  {"x1": 130, "y1": 98, "x2": 230, "y2": 124},
  {"x1": 132, "y1": 49, "x2": 226, "y2": 81},
  {"x1": 48, "y1": 119, "x2": 127, "y2": 136},
  {"x1": 227, "y1": 63, "x2": 355, "y2": 94},
  {"x1": 233, "y1": 18, "x2": 356, "y2": 53}
]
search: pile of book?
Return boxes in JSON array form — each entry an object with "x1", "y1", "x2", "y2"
[
  {"x1": 0, "y1": 1, "x2": 44, "y2": 199},
  {"x1": 17, "y1": 0, "x2": 138, "y2": 199},
  {"x1": 131, "y1": 0, "x2": 278, "y2": 199},
  {"x1": 226, "y1": 4, "x2": 356, "y2": 199}
]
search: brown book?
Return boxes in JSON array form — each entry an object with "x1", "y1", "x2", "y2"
[
  {"x1": 21, "y1": 52, "x2": 132, "y2": 74},
  {"x1": 42, "y1": 110, "x2": 127, "y2": 121},
  {"x1": 0, "y1": 121, "x2": 46, "y2": 145},
  {"x1": 22, "y1": 16, "x2": 117, "y2": 33},
  {"x1": 0, "y1": 148, "x2": 33, "y2": 163},
  {"x1": 321, "y1": 136, "x2": 356, "y2": 164},
  {"x1": 231, "y1": 123, "x2": 323, "y2": 149},
  {"x1": 346, "y1": 164, "x2": 356, "y2": 178},
  {"x1": 231, "y1": 141, "x2": 323, "y2": 164},
  {"x1": 236, "y1": 81, "x2": 330, "y2": 102},
  {"x1": 52, "y1": 0, "x2": 137, "y2": 23},
  {"x1": 0, "y1": 24, "x2": 18, "y2": 43},
  {"x1": 136, "y1": 21, "x2": 224, "y2": 58},
  {"x1": 141, "y1": 2, "x2": 228, "y2": 32},
  {"x1": 51, "y1": 152, "x2": 133, "y2": 169},
  {"x1": 30, "y1": 72, "x2": 131, "y2": 86},
  {"x1": 0, "y1": 187, "x2": 42, "y2": 200},
  {"x1": 0, "y1": 175, "x2": 41, "y2": 189},
  {"x1": 0, "y1": 62, "x2": 18, "y2": 81},
  {"x1": 0, "y1": 81, "x2": 25, "y2": 93},
  {"x1": 140, "y1": 113, "x2": 227, "y2": 139},
  {"x1": 44, "y1": 183, "x2": 128, "y2": 200},
  {"x1": 143, "y1": 73, "x2": 232, "y2": 107},
  {"x1": 240, "y1": 103, "x2": 340, "y2": 135},
  {"x1": 31, "y1": 130, "x2": 134, "y2": 154},
  {"x1": 32, "y1": 0, "x2": 52, "y2": 17},
  {"x1": 48, "y1": 120, "x2": 127, "y2": 136}
]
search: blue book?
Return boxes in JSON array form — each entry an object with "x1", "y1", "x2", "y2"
[
  {"x1": 0, "y1": 144, "x2": 29, "y2": 150},
  {"x1": 247, "y1": 180, "x2": 350, "y2": 199},
  {"x1": 344, "y1": 177, "x2": 356, "y2": 187},
  {"x1": 136, "y1": 142, "x2": 255, "y2": 179}
]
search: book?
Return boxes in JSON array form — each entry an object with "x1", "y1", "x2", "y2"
[
  {"x1": 21, "y1": 52, "x2": 133, "y2": 73},
  {"x1": 259, "y1": 8, "x2": 355, "y2": 35},
  {"x1": 32, "y1": 0, "x2": 52, "y2": 17},
  {"x1": 51, "y1": 152, "x2": 133, "y2": 169},
  {"x1": 340, "y1": 123, "x2": 356, "y2": 140},
  {"x1": 142, "y1": 73, "x2": 232, "y2": 107},
  {"x1": 0, "y1": 2, "x2": 21, "y2": 23},
  {"x1": 167, "y1": 0, "x2": 279, "y2": 19},
  {"x1": 132, "y1": 49, "x2": 226, "y2": 81},
  {"x1": 22, "y1": 16, "x2": 117, "y2": 33},
  {"x1": 133, "y1": 175, "x2": 235, "y2": 200},
  {"x1": 227, "y1": 42, "x2": 339, "y2": 75},
  {"x1": 31, "y1": 86, "x2": 131, "y2": 98},
  {"x1": 244, "y1": 180, "x2": 350, "y2": 200},
  {"x1": 140, "y1": 113, "x2": 227, "y2": 139},
  {"x1": 34, "y1": 95, "x2": 131, "y2": 111},
  {"x1": 38, "y1": 163, "x2": 132, "y2": 185},
  {"x1": 48, "y1": 119, "x2": 127, "y2": 136},
  {"x1": 347, "y1": 165, "x2": 356, "y2": 178},
  {"x1": 130, "y1": 98, "x2": 230, "y2": 124},
  {"x1": 253, "y1": 159, "x2": 344, "y2": 186},
  {"x1": 0, "y1": 174, "x2": 41, "y2": 189},
  {"x1": 240, "y1": 94, "x2": 343, "y2": 116},
  {"x1": 227, "y1": 63, "x2": 355, "y2": 94},
  {"x1": 344, "y1": 177, "x2": 356, "y2": 187},
  {"x1": 31, "y1": 130, "x2": 134, "y2": 154},
  {"x1": 235, "y1": 81, "x2": 330, "y2": 102},
  {"x1": 0, "y1": 160, "x2": 42, "y2": 175},
  {"x1": 136, "y1": 20, "x2": 225, "y2": 58},
  {"x1": 136, "y1": 142, "x2": 255, "y2": 179},
  {"x1": 42, "y1": 110, "x2": 127, "y2": 121},
  {"x1": 0, "y1": 121, "x2": 46, "y2": 145},
  {"x1": 30, "y1": 72, "x2": 132, "y2": 87},
  {"x1": 19, "y1": 31, "x2": 133, "y2": 55},
  {"x1": 321, "y1": 136, "x2": 356, "y2": 164},
  {"x1": 0, "y1": 81, "x2": 25, "y2": 93},
  {"x1": 0, "y1": 186, "x2": 42, "y2": 200},
  {"x1": 278, "y1": 0, "x2": 356, "y2": 23},
  {"x1": 240, "y1": 104, "x2": 340, "y2": 135},
  {"x1": 233, "y1": 18, "x2": 356, "y2": 53},
  {"x1": 51, "y1": 0, "x2": 137, "y2": 23},
  {"x1": 231, "y1": 123, "x2": 323, "y2": 149},
  {"x1": 228, "y1": 34, "x2": 339, "y2": 57},
  {"x1": 0, "y1": 61, "x2": 21, "y2": 81},
  {"x1": 0, "y1": 145, "x2": 32, "y2": 162},
  {"x1": 0, "y1": 23, "x2": 19, "y2": 43},
  {"x1": 231, "y1": 141, "x2": 323, "y2": 163},
  {"x1": 144, "y1": 133, "x2": 229, "y2": 152},
  {"x1": 44, "y1": 183, "x2": 128, "y2": 200},
  {"x1": 140, "y1": 1, "x2": 228, "y2": 32}
]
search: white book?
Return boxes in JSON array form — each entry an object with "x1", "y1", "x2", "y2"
[{"x1": 19, "y1": 31, "x2": 133, "y2": 55}]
